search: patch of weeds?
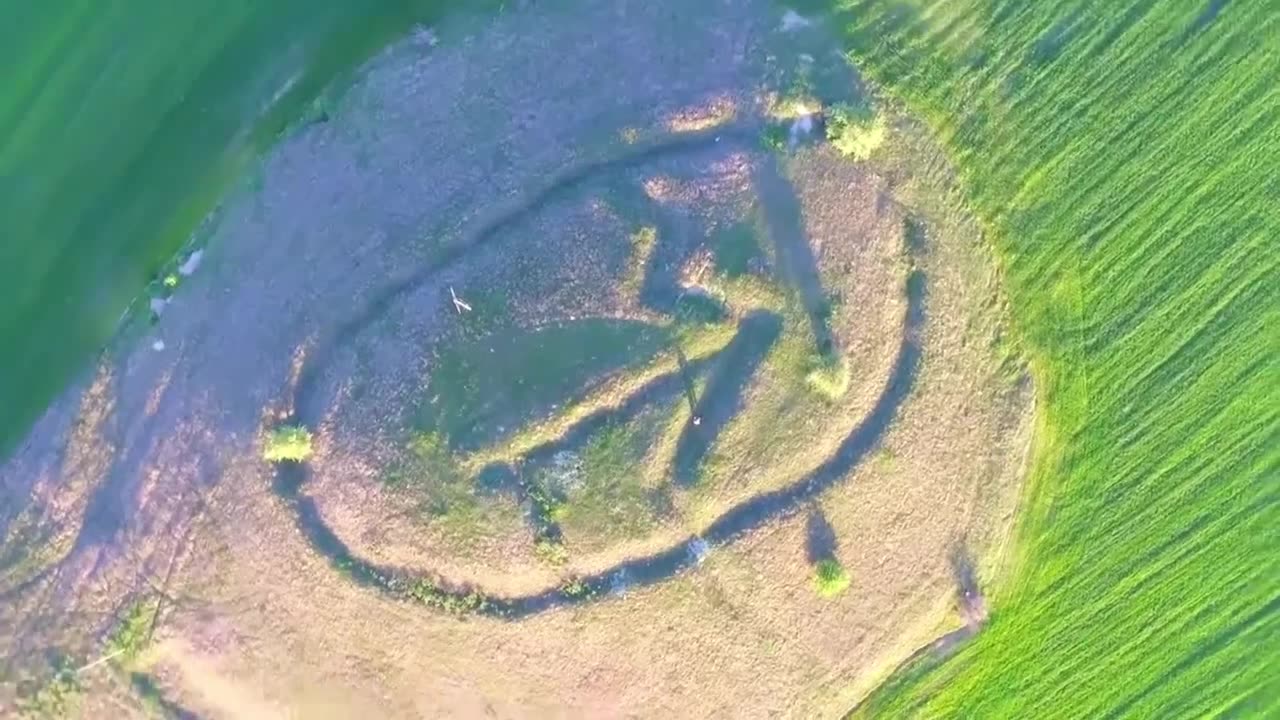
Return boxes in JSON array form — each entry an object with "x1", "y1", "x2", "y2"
[
  {"x1": 463, "y1": 323, "x2": 736, "y2": 471},
  {"x1": 107, "y1": 599, "x2": 158, "y2": 665},
  {"x1": 712, "y1": 221, "x2": 764, "y2": 278},
  {"x1": 560, "y1": 576, "x2": 594, "y2": 599},
  {"x1": 419, "y1": 318, "x2": 672, "y2": 451},
  {"x1": 533, "y1": 536, "x2": 569, "y2": 566},
  {"x1": 875, "y1": 447, "x2": 897, "y2": 473},
  {"x1": 263, "y1": 424, "x2": 313, "y2": 463},
  {"x1": 767, "y1": 86, "x2": 821, "y2": 121},
  {"x1": 826, "y1": 102, "x2": 888, "y2": 160},
  {"x1": 675, "y1": 292, "x2": 728, "y2": 326},
  {"x1": 405, "y1": 578, "x2": 489, "y2": 615},
  {"x1": 813, "y1": 558, "x2": 852, "y2": 597},
  {"x1": 761, "y1": 123, "x2": 789, "y2": 152},
  {"x1": 805, "y1": 354, "x2": 851, "y2": 400},
  {"x1": 17, "y1": 656, "x2": 81, "y2": 719},
  {"x1": 385, "y1": 432, "x2": 500, "y2": 540},
  {"x1": 527, "y1": 479, "x2": 568, "y2": 525},
  {"x1": 558, "y1": 422, "x2": 660, "y2": 543},
  {"x1": 711, "y1": 273, "x2": 788, "y2": 313}
]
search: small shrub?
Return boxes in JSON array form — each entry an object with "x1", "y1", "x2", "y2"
[
  {"x1": 527, "y1": 482, "x2": 567, "y2": 525},
  {"x1": 406, "y1": 578, "x2": 488, "y2": 615},
  {"x1": 768, "y1": 92, "x2": 821, "y2": 120},
  {"x1": 263, "y1": 424, "x2": 313, "y2": 463},
  {"x1": 875, "y1": 447, "x2": 897, "y2": 473},
  {"x1": 825, "y1": 102, "x2": 887, "y2": 160},
  {"x1": 107, "y1": 600, "x2": 157, "y2": 664},
  {"x1": 761, "y1": 123, "x2": 789, "y2": 151},
  {"x1": 674, "y1": 292, "x2": 727, "y2": 325},
  {"x1": 534, "y1": 537, "x2": 569, "y2": 566},
  {"x1": 560, "y1": 577, "x2": 592, "y2": 599},
  {"x1": 806, "y1": 355, "x2": 851, "y2": 400},
  {"x1": 813, "y1": 558, "x2": 851, "y2": 597}
]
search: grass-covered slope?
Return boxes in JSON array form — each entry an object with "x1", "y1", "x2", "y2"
[
  {"x1": 808, "y1": 0, "x2": 1279, "y2": 716},
  {"x1": 0, "y1": 0, "x2": 494, "y2": 456}
]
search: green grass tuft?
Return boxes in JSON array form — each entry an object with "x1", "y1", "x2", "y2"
[
  {"x1": 805, "y1": 354, "x2": 851, "y2": 400},
  {"x1": 405, "y1": 578, "x2": 489, "y2": 615},
  {"x1": 555, "y1": 419, "x2": 666, "y2": 546},
  {"x1": 107, "y1": 599, "x2": 158, "y2": 664},
  {"x1": 560, "y1": 576, "x2": 593, "y2": 599},
  {"x1": 533, "y1": 537, "x2": 569, "y2": 566},
  {"x1": 825, "y1": 102, "x2": 887, "y2": 159},
  {"x1": 813, "y1": 558, "x2": 851, "y2": 597},
  {"x1": 761, "y1": 123, "x2": 790, "y2": 152},
  {"x1": 262, "y1": 424, "x2": 313, "y2": 463},
  {"x1": 383, "y1": 431, "x2": 522, "y2": 545}
]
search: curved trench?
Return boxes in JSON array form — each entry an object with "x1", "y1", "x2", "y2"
[{"x1": 271, "y1": 123, "x2": 927, "y2": 618}]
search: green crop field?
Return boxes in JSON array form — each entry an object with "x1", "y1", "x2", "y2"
[
  {"x1": 2, "y1": 0, "x2": 1275, "y2": 716},
  {"x1": 0, "y1": 0, "x2": 494, "y2": 456},
  {"x1": 800, "y1": 0, "x2": 1277, "y2": 717}
]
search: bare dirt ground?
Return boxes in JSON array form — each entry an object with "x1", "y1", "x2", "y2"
[{"x1": 0, "y1": 1, "x2": 1033, "y2": 717}]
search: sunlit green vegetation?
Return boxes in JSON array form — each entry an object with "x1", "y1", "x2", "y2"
[
  {"x1": 0, "y1": 0, "x2": 498, "y2": 456},
  {"x1": 799, "y1": 0, "x2": 1279, "y2": 716},
  {"x1": 263, "y1": 424, "x2": 314, "y2": 463},
  {"x1": 813, "y1": 558, "x2": 852, "y2": 598},
  {"x1": 3, "y1": 1, "x2": 1273, "y2": 715},
  {"x1": 418, "y1": 318, "x2": 672, "y2": 450},
  {"x1": 825, "y1": 102, "x2": 887, "y2": 159}
]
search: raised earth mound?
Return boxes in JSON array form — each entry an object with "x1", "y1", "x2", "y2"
[{"x1": 1, "y1": 1, "x2": 1033, "y2": 717}]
